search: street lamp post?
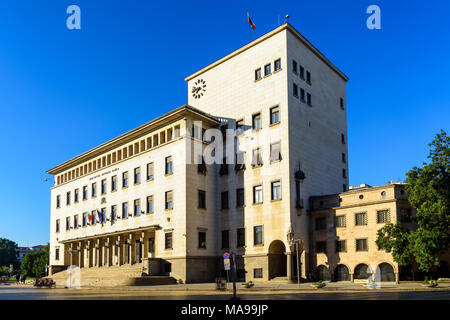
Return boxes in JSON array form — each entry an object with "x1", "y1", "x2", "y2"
[
  {"x1": 287, "y1": 227, "x2": 304, "y2": 289},
  {"x1": 66, "y1": 247, "x2": 79, "y2": 287}
]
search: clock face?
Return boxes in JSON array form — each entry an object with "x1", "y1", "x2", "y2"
[{"x1": 192, "y1": 79, "x2": 206, "y2": 99}]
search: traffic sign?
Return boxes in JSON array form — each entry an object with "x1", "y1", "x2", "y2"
[
  {"x1": 224, "y1": 259, "x2": 231, "y2": 270},
  {"x1": 223, "y1": 252, "x2": 230, "y2": 259}
]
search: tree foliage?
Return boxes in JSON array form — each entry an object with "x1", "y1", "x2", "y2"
[
  {"x1": 20, "y1": 245, "x2": 49, "y2": 278},
  {"x1": 0, "y1": 238, "x2": 20, "y2": 269},
  {"x1": 376, "y1": 130, "x2": 450, "y2": 272}
]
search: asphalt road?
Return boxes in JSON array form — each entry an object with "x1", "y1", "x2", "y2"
[{"x1": 1, "y1": 286, "x2": 450, "y2": 300}]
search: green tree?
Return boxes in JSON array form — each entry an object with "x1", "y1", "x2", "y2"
[
  {"x1": 20, "y1": 245, "x2": 49, "y2": 278},
  {"x1": 0, "y1": 238, "x2": 20, "y2": 269},
  {"x1": 376, "y1": 130, "x2": 450, "y2": 273}
]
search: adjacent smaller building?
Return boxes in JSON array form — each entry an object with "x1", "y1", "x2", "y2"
[
  {"x1": 16, "y1": 245, "x2": 46, "y2": 262},
  {"x1": 310, "y1": 182, "x2": 415, "y2": 283}
]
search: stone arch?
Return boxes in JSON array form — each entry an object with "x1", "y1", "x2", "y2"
[
  {"x1": 354, "y1": 263, "x2": 371, "y2": 280},
  {"x1": 268, "y1": 240, "x2": 286, "y2": 279},
  {"x1": 316, "y1": 265, "x2": 331, "y2": 281},
  {"x1": 334, "y1": 264, "x2": 351, "y2": 281},
  {"x1": 378, "y1": 262, "x2": 395, "y2": 282}
]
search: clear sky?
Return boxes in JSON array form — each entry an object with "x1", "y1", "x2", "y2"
[{"x1": 0, "y1": 0, "x2": 449, "y2": 246}]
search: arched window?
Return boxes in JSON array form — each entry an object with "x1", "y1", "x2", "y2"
[
  {"x1": 335, "y1": 264, "x2": 350, "y2": 281},
  {"x1": 378, "y1": 263, "x2": 395, "y2": 282},
  {"x1": 317, "y1": 265, "x2": 331, "y2": 281},
  {"x1": 354, "y1": 264, "x2": 370, "y2": 280}
]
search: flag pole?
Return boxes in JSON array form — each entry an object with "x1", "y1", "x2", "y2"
[{"x1": 247, "y1": 12, "x2": 251, "y2": 42}]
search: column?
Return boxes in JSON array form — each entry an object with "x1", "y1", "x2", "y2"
[
  {"x1": 78, "y1": 242, "x2": 83, "y2": 268},
  {"x1": 286, "y1": 251, "x2": 292, "y2": 281},
  {"x1": 106, "y1": 238, "x2": 111, "y2": 267},
  {"x1": 395, "y1": 272, "x2": 399, "y2": 284},
  {"x1": 129, "y1": 234, "x2": 134, "y2": 265},
  {"x1": 350, "y1": 273, "x2": 354, "y2": 282},
  {"x1": 117, "y1": 236, "x2": 122, "y2": 266},
  {"x1": 86, "y1": 241, "x2": 92, "y2": 268},
  {"x1": 96, "y1": 239, "x2": 100, "y2": 267}
]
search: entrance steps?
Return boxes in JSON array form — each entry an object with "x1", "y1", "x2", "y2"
[
  {"x1": 269, "y1": 276, "x2": 291, "y2": 283},
  {"x1": 48, "y1": 263, "x2": 174, "y2": 287}
]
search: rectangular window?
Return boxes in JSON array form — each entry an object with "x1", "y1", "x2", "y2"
[
  {"x1": 165, "y1": 232, "x2": 173, "y2": 249},
  {"x1": 300, "y1": 88, "x2": 305, "y2": 101},
  {"x1": 147, "y1": 162, "x2": 154, "y2": 180},
  {"x1": 252, "y1": 148, "x2": 263, "y2": 166},
  {"x1": 111, "y1": 205, "x2": 117, "y2": 221},
  {"x1": 355, "y1": 212, "x2": 367, "y2": 226},
  {"x1": 293, "y1": 83, "x2": 298, "y2": 97},
  {"x1": 82, "y1": 213, "x2": 87, "y2": 227},
  {"x1": 92, "y1": 182, "x2": 97, "y2": 197},
  {"x1": 146, "y1": 195, "x2": 154, "y2": 214},
  {"x1": 342, "y1": 168, "x2": 347, "y2": 179},
  {"x1": 134, "y1": 167, "x2": 141, "y2": 184},
  {"x1": 340, "y1": 97, "x2": 345, "y2": 109},
  {"x1": 66, "y1": 217, "x2": 70, "y2": 231},
  {"x1": 111, "y1": 175, "x2": 117, "y2": 191},
  {"x1": 134, "y1": 199, "x2": 141, "y2": 216},
  {"x1": 165, "y1": 190, "x2": 173, "y2": 209},
  {"x1": 221, "y1": 230, "x2": 229, "y2": 249},
  {"x1": 254, "y1": 268, "x2": 263, "y2": 278},
  {"x1": 66, "y1": 192, "x2": 71, "y2": 205},
  {"x1": 292, "y1": 60, "x2": 297, "y2": 73},
  {"x1": 335, "y1": 215, "x2": 346, "y2": 228},
  {"x1": 237, "y1": 228, "x2": 245, "y2": 247},
  {"x1": 264, "y1": 63, "x2": 271, "y2": 76},
  {"x1": 235, "y1": 152, "x2": 246, "y2": 171},
  {"x1": 56, "y1": 219, "x2": 60, "y2": 233},
  {"x1": 122, "y1": 171, "x2": 129, "y2": 188},
  {"x1": 198, "y1": 232, "x2": 206, "y2": 249},
  {"x1": 221, "y1": 191, "x2": 229, "y2": 210},
  {"x1": 255, "y1": 68, "x2": 261, "y2": 81},
  {"x1": 271, "y1": 181, "x2": 281, "y2": 201},
  {"x1": 55, "y1": 248, "x2": 60, "y2": 261},
  {"x1": 307, "y1": 93, "x2": 312, "y2": 105},
  {"x1": 274, "y1": 59, "x2": 281, "y2": 71},
  {"x1": 306, "y1": 71, "x2": 311, "y2": 83},
  {"x1": 299, "y1": 65, "x2": 305, "y2": 79},
  {"x1": 252, "y1": 113, "x2": 261, "y2": 130},
  {"x1": 336, "y1": 240, "x2": 346, "y2": 253},
  {"x1": 316, "y1": 241, "x2": 327, "y2": 253},
  {"x1": 315, "y1": 217, "x2": 327, "y2": 230},
  {"x1": 91, "y1": 210, "x2": 97, "y2": 225},
  {"x1": 101, "y1": 179, "x2": 107, "y2": 195},
  {"x1": 100, "y1": 208, "x2": 106, "y2": 224},
  {"x1": 341, "y1": 134, "x2": 346, "y2": 144},
  {"x1": 356, "y1": 239, "x2": 368, "y2": 251},
  {"x1": 270, "y1": 106, "x2": 280, "y2": 125},
  {"x1": 399, "y1": 208, "x2": 412, "y2": 223},
  {"x1": 198, "y1": 190, "x2": 206, "y2": 209},
  {"x1": 165, "y1": 156, "x2": 173, "y2": 175},
  {"x1": 83, "y1": 186, "x2": 88, "y2": 200},
  {"x1": 254, "y1": 226, "x2": 263, "y2": 245},
  {"x1": 377, "y1": 210, "x2": 390, "y2": 223},
  {"x1": 122, "y1": 202, "x2": 128, "y2": 219},
  {"x1": 270, "y1": 142, "x2": 281, "y2": 162},
  {"x1": 342, "y1": 153, "x2": 346, "y2": 163},
  {"x1": 253, "y1": 185, "x2": 263, "y2": 204},
  {"x1": 236, "y1": 188, "x2": 245, "y2": 207},
  {"x1": 74, "y1": 189, "x2": 79, "y2": 203},
  {"x1": 74, "y1": 215, "x2": 78, "y2": 228},
  {"x1": 56, "y1": 195, "x2": 61, "y2": 208}
]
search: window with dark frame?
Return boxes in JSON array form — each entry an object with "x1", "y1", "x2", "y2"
[
  {"x1": 292, "y1": 60, "x2": 297, "y2": 73},
  {"x1": 253, "y1": 185, "x2": 263, "y2": 204},
  {"x1": 165, "y1": 156, "x2": 173, "y2": 175},
  {"x1": 335, "y1": 215, "x2": 346, "y2": 228},
  {"x1": 336, "y1": 240, "x2": 346, "y2": 253},
  {"x1": 237, "y1": 228, "x2": 245, "y2": 247},
  {"x1": 274, "y1": 59, "x2": 281, "y2": 72},
  {"x1": 198, "y1": 231, "x2": 206, "y2": 248},
  {"x1": 165, "y1": 232, "x2": 173, "y2": 249},
  {"x1": 221, "y1": 230, "x2": 229, "y2": 249},
  {"x1": 355, "y1": 212, "x2": 367, "y2": 225},
  {"x1": 316, "y1": 241, "x2": 327, "y2": 253},
  {"x1": 315, "y1": 217, "x2": 327, "y2": 230},
  {"x1": 377, "y1": 210, "x2": 390, "y2": 223},
  {"x1": 270, "y1": 106, "x2": 280, "y2": 125},
  {"x1": 92, "y1": 182, "x2": 97, "y2": 196},
  {"x1": 254, "y1": 226, "x2": 263, "y2": 245},
  {"x1": 146, "y1": 195, "x2": 154, "y2": 214},
  {"x1": 236, "y1": 188, "x2": 245, "y2": 207},
  {"x1": 264, "y1": 63, "x2": 271, "y2": 76},
  {"x1": 356, "y1": 238, "x2": 368, "y2": 251},
  {"x1": 147, "y1": 162, "x2": 154, "y2": 180},
  {"x1": 221, "y1": 191, "x2": 229, "y2": 210},
  {"x1": 111, "y1": 175, "x2": 117, "y2": 191},
  {"x1": 83, "y1": 186, "x2": 88, "y2": 200},
  {"x1": 165, "y1": 190, "x2": 173, "y2": 209},
  {"x1": 101, "y1": 179, "x2": 107, "y2": 195},
  {"x1": 252, "y1": 113, "x2": 261, "y2": 130},
  {"x1": 271, "y1": 181, "x2": 281, "y2": 200},
  {"x1": 293, "y1": 83, "x2": 298, "y2": 97},
  {"x1": 198, "y1": 190, "x2": 206, "y2": 209},
  {"x1": 134, "y1": 167, "x2": 141, "y2": 184},
  {"x1": 255, "y1": 68, "x2": 261, "y2": 81}
]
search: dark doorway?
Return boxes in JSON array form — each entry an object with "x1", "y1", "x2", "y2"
[
  {"x1": 335, "y1": 264, "x2": 350, "y2": 281},
  {"x1": 316, "y1": 265, "x2": 331, "y2": 281},
  {"x1": 354, "y1": 264, "x2": 370, "y2": 280},
  {"x1": 268, "y1": 240, "x2": 286, "y2": 279},
  {"x1": 379, "y1": 263, "x2": 395, "y2": 282}
]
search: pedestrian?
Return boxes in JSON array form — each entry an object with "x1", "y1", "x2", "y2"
[
  {"x1": 20, "y1": 274, "x2": 25, "y2": 284},
  {"x1": 15, "y1": 274, "x2": 20, "y2": 283}
]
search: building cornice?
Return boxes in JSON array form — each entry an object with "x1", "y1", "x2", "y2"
[
  {"x1": 184, "y1": 23, "x2": 348, "y2": 82},
  {"x1": 46, "y1": 105, "x2": 219, "y2": 175}
]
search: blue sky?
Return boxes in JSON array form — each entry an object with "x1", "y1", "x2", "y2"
[{"x1": 0, "y1": 0, "x2": 448, "y2": 246}]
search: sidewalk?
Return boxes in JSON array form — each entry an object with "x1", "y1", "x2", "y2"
[{"x1": 56, "y1": 281, "x2": 450, "y2": 293}]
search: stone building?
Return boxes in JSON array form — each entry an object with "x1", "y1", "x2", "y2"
[{"x1": 47, "y1": 22, "x2": 354, "y2": 284}]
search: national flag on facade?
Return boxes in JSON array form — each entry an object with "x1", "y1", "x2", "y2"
[
  {"x1": 247, "y1": 13, "x2": 256, "y2": 30},
  {"x1": 97, "y1": 210, "x2": 103, "y2": 223},
  {"x1": 88, "y1": 212, "x2": 94, "y2": 224}
]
